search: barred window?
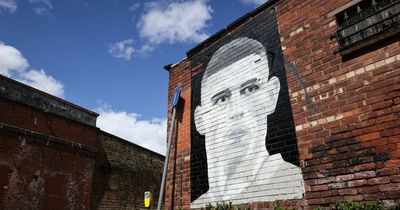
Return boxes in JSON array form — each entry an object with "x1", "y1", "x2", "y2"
[{"x1": 331, "y1": 0, "x2": 400, "y2": 57}]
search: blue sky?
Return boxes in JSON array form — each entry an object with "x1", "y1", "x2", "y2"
[{"x1": 0, "y1": 0, "x2": 266, "y2": 154}]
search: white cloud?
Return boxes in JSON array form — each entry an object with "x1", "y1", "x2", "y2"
[
  {"x1": 108, "y1": 39, "x2": 135, "y2": 60},
  {"x1": 0, "y1": 0, "x2": 53, "y2": 15},
  {"x1": 0, "y1": 42, "x2": 28, "y2": 76},
  {"x1": 138, "y1": 43, "x2": 155, "y2": 55},
  {"x1": 129, "y1": 2, "x2": 141, "y2": 12},
  {"x1": 0, "y1": 0, "x2": 16, "y2": 13},
  {"x1": 28, "y1": 0, "x2": 53, "y2": 16},
  {"x1": 96, "y1": 105, "x2": 167, "y2": 155},
  {"x1": 128, "y1": 2, "x2": 142, "y2": 22},
  {"x1": 137, "y1": 0, "x2": 212, "y2": 45},
  {"x1": 17, "y1": 69, "x2": 64, "y2": 97},
  {"x1": 0, "y1": 42, "x2": 65, "y2": 98},
  {"x1": 239, "y1": 0, "x2": 267, "y2": 6},
  {"x1": 29, "y1": 0, "x2": 52, "y2": 7}
]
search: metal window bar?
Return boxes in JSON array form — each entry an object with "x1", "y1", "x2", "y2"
[
  {"x1": 338, "y1": 10, "x2": 400, "y2": 50},
  {"x1": 339, "y1": 0, "x2": 399, "y2": 28},
  {"x1": 339, "y1": 9, "x2": 400, "y2": 40},
  {"x1": 338, "y1": 0, "x2": 399, "y2": 32},
  {"x1": 334, "y1": 0, "x2": 400, "y2": 51}
]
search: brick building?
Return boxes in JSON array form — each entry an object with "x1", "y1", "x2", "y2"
[
  {"x1": 164, "y1": 0, "x2": 400, "y2": 209},
  {"x1": 91, "y1": 131, "x2": 164, "y2": 209},
  {"x1": 0, "y1": 75, "x2": 99, "y2": 209},
  {"x1": 0, "y1": 75, "x2": 164, "y2": 209}
]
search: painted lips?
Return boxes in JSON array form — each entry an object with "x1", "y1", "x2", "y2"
[{"x1": 227, "y1": 128, "x2": 247, "y2": 139}]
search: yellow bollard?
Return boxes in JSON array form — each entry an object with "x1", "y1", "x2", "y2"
[{"x1": 144, "y1": 191, "x2": 152, "y2": 208}]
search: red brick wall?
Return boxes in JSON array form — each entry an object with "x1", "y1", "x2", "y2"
[
  {"x1": 0, "y1": 129, "x2": 96, "y2": 209},
  {"x1": 0, "y1": 74, "x2": 166, "y2": 210},
  {"x1": 0, "y1": 98, "x2": 98, "y2": 148},
  {"x1": 165, "y1": 0, "x2": 400, "y2": 209},
  {"x1": 91, "y1": 131, "x2": 164, "y2": 210},
  {"x1": 0, "y1": 85, "x2": 98, "y2": 209},
  {"x1": 165, "y1": 59, "x2": 193, "y2": 209},
  {"x1": 276, "y1": 0, "x2": 400, "y2": 208}
]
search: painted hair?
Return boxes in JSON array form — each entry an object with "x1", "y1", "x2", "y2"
[{"x1": 203, "y1": 37, "x2": 268, "y2": 80}]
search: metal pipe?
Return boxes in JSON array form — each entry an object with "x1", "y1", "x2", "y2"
[{"x1": 157, "y1": 107, "x2": 177, "y2": 210}]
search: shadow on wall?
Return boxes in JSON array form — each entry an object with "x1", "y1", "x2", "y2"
[
  {"x1": 306, "y1": 133, "x2": 395, "y2": 208},
  {"x1": 90, "y1": 131, "x2": 164, "y2": 209},
  {"x1": 90, "y1": 136, "x2": 111, "y2": 210},
  {"x1": 168, "y1": 96, "x2": 186, "y2": 208}
]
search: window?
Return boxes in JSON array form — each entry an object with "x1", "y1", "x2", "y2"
[{"x1": 331, "y1": 0, "x2": 400, "y2": 56}]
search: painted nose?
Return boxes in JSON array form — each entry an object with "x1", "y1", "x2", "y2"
[{"x1": 228, "y1": 99, "x2": 244, "y2": 120}]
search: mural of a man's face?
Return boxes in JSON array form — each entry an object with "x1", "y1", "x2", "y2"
[{"x1": 194, "y1": 38, "x2": 280, "y2": 196}]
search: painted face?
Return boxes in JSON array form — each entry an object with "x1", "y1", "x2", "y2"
[{"x1": 195, "y1": 52, "x2": 280, "y2": 196}]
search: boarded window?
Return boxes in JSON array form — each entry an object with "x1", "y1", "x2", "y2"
[{"x1": 332, "y1": 0, "x2": 400, "y2": 56}]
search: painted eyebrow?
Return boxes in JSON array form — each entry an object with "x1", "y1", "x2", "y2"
[
  {"x1": 240, "y1": 78, "x2": 258, "y2": 88},
  {"x1": 211, "y1": 89, "x2": 231, "y2": 101}
]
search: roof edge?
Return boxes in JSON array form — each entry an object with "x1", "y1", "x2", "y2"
[
  {"x1": 186, "y1": 0, "x2": 280, "y2": 58},
  {"x1": 0, "y1": 75, "x2": 98, "y2": 126},
  {"x1": 163, "y1": 57, "x2": 188, "y2": 72},
  {"x1": 99, "y1": 129, "x2": 166, "y2": 158}
]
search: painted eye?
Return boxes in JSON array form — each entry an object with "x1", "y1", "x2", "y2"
[
  {"x1": 211, "y1": 90, "x2": 231, "y2": 106},
  {"x1": 216, "y1": 95, "x2": 228, "y2": 104},
  {"x1": 247, "y1": 86, "x2": 256, "y2": 92},
  {"x1": 240, "y1": 85, "x2": 259, "y2": 95}
]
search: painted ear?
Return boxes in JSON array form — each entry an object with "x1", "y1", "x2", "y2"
[
  {"x1": 194, "y1": 106, "x2": 205, "y2": 135},
  {"x1": 266, "y1": 76, "x2": 280, "y2": 114}
]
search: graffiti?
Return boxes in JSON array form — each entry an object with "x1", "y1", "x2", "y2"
[
  {"x1": 191, "y1": 37, "x2": 304, "y2": 207},
  {"x1": 284, "y1": 58, "x2": 318, "y2": 113},
  {"x1": 189, "y1": 9, "x2": 306, "y2": 207}
]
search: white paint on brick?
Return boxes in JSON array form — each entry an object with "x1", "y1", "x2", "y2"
[
  {"x1": 385, "y1": 56, "x2": 396, "y2": 64},
  {"x1": 311, "y1": 120, "x2": 318, "y2": 127},
  {"x1": 336, "y1": 113, "x2": 344, "y2": 120},
  {"x1": 296, "y1": 27, "x2": 304, "y2": 34},
  {"x1": 288, "y1": 53, "x2": 400, "y2": 104},
  {"x1": 329, "y1": 78, "x2": 337, "y2": 84},
  {"x1": 355, "y1": 68, "x2": 365, "y2": 75},
  {"x1": 365, "y1": 64, "x2": 375, "y2": 71},
  {"x1": 296, "y1": 125, "x2": 303, "y2": 131},
  {"x1": 326, "y1": 115, "x2": 335, "y2": 122},
  {"x1": 320, "y1": 93, "x2": 329, "y2": 100},
  {"x1": 335, "y1": 88, "x2": 344, "y2": 95},
  {"x1": 338, "y1": 74, "x2": 346, "y2": 81},
  {"x1": 295, "y1": 112, "x2": 346, "y2": 132},
  {"x1": 329, "y1": 20, "x2": 336, "y2": 28},
  {"x1": 346, "y1": 71, "x2": 355, "y2": 78},
  {"x1": 191, "y1": 38, "x2": 304, "y2": 207},
  {"x1": 375, "y1": 60, "x2": 385, "y2": 68},
  {"x1": 289, "y1": 27, "x2": 304, "y2": 37}
]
